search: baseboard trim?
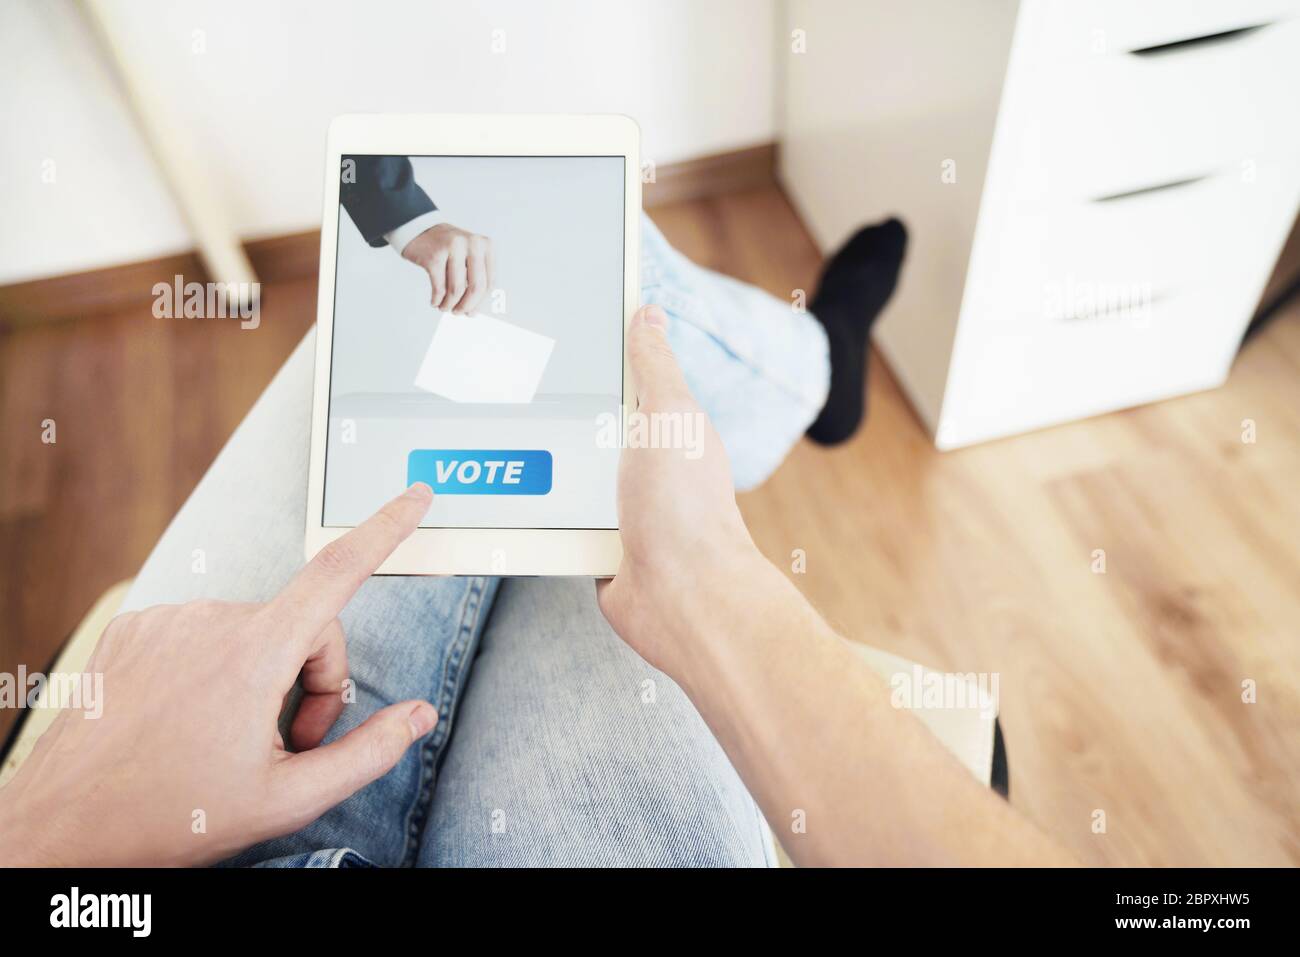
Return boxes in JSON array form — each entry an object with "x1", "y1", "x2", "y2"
[
  {"x1": 643, "y1": 141, "x2": 776, "y2": 208},
  {"x1": 0, "y1": 142, "x2": 777, "y2": 327},
  {"x1": 0, "y1": 231, "x2": 321, "y2": 328}
]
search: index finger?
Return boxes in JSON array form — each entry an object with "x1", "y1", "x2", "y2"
[{"x1": 271, "y1": 483, "x2": 433, "y2": 644}]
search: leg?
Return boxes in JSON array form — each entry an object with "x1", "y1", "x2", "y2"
[
  {"x1": 419, "y1": 577, "x2": 776, "y2": 867},
  {"x1": 640, "y1": 214, "x2": 830, "y2": 491},
  {"x1": 119, "y1": 329, "x2": 500, "y2": 868}
]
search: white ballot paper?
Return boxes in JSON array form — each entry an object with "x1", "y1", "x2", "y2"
[{"x1": 414, "y1": 312, "x2": 556, "y2": 403}]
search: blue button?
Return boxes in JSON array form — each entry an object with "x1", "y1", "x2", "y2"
[{"x1": 407, "y1": 449, "x2": 552, "y2": 495}]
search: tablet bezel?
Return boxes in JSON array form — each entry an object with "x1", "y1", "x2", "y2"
[{"x1": 305, "y1": 113, "x2": 639, "y2": 576}]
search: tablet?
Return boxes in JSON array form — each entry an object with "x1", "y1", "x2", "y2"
[{"x1": 305, "y1": 114, "x2": 640, "y2": 576}]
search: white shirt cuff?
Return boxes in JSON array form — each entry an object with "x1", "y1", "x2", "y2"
[{"x1": 385, "y1": 210, "x2": 445, "y2": 254}]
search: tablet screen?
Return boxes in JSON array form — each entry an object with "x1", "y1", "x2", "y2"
[{"x1": 323, "y1": 154, "x2": 625, "y2": 530}]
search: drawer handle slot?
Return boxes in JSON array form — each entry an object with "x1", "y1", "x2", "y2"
[
  {"x1": 1129, "y1": 23, "x2": 1270, "y2": 57},
  {"x1": 1092, "y1": 174, "x2": 1211, "y2": 204}
]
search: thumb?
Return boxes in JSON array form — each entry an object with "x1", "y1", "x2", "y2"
[
  {"x1": 627, "y1": 305, "x2": 691, "y2": 406},
  {"x1": 272, "y1": 700, "x2": 437, "y2": 825}
]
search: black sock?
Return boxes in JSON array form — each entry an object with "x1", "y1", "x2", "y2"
[{"x1": 805, "y1": 217, "x2": 907, "y2": 445}]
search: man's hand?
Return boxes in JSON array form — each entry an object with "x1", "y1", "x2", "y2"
[
  {"x1": 0, "y1": 485, "x2": 439, "y2": 867},
  {"x1": 401, "y1": 223, "x2": 494, "y2": 315},
  {"x1": 596, "y1": 305, "x2": 764, "y2": 680},
  {"x1": 595, "y1": 307, "x2": 1073, "y2": 867}
]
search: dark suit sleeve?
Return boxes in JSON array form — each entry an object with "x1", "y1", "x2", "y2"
[{"x1": 339, "y1": 155, "x2": 437, "y2": 247}]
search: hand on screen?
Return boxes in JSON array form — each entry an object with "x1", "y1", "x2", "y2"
[
  {"x1": 0, "y1": 486, "x2": 438, "y2": 867},
  {"x1": 596, "y1": 305, "x2": 759, "y2": 678},
  {"x1": 401, "y1": 223, "x2": 494, "y2": 315}
]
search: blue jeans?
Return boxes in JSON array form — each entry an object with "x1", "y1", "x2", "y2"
[{"x1": 120, "y1": 215, "x2": 829, "y2": 867}]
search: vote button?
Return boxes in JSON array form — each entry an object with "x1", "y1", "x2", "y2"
[{"x1": 407, "y1": 449, "x2": 552, "y2": 495}]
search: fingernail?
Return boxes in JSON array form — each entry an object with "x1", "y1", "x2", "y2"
[
  {"x1": 408, "y1": 703, "x2": 437, "y2": 738},
  {"x1": 637, "y1": 305, "x2": 667, "y2": 328},
  {"x1": 405, "y1": 482, "x2": 433, "y2": 500}
]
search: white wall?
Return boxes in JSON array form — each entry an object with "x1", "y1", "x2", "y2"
[{"x1": 0, "y1": 0, "x2": 777, "y2": 284}]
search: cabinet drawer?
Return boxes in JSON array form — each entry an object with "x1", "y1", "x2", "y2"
[
  {"x1": 970, "y1": 157, "x2": 1296, "y2": 326},
  {"x1": 1032, "y1": 0, "x2": 1300, "y2": 55},
  {"x1": 1002, "y1": 2, "x2": 1300, "y2": 199},
  {"x1": 938, "y1": 283, "x2": 1230, "y2": 449},
  {"x1": 939, "y1": 148, "x2": 1300, "y2": 446}
]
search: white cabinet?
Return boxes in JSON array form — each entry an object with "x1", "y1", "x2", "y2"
[{"x1": 780, "y1": 0, "x2": 1300, "y2": 447}]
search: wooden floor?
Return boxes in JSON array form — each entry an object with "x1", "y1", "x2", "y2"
[{"x1": 3, "y1": 186, "x2": 1298, "y2": 865}]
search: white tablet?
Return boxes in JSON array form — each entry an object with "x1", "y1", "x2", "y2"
[{"x1": 305, "y1": 114, "x2": 639, "y2": 576}]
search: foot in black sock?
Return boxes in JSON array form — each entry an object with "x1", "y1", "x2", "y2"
[{"x1": 805, "y1": 217, "x2": 908, "y2": 445}]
